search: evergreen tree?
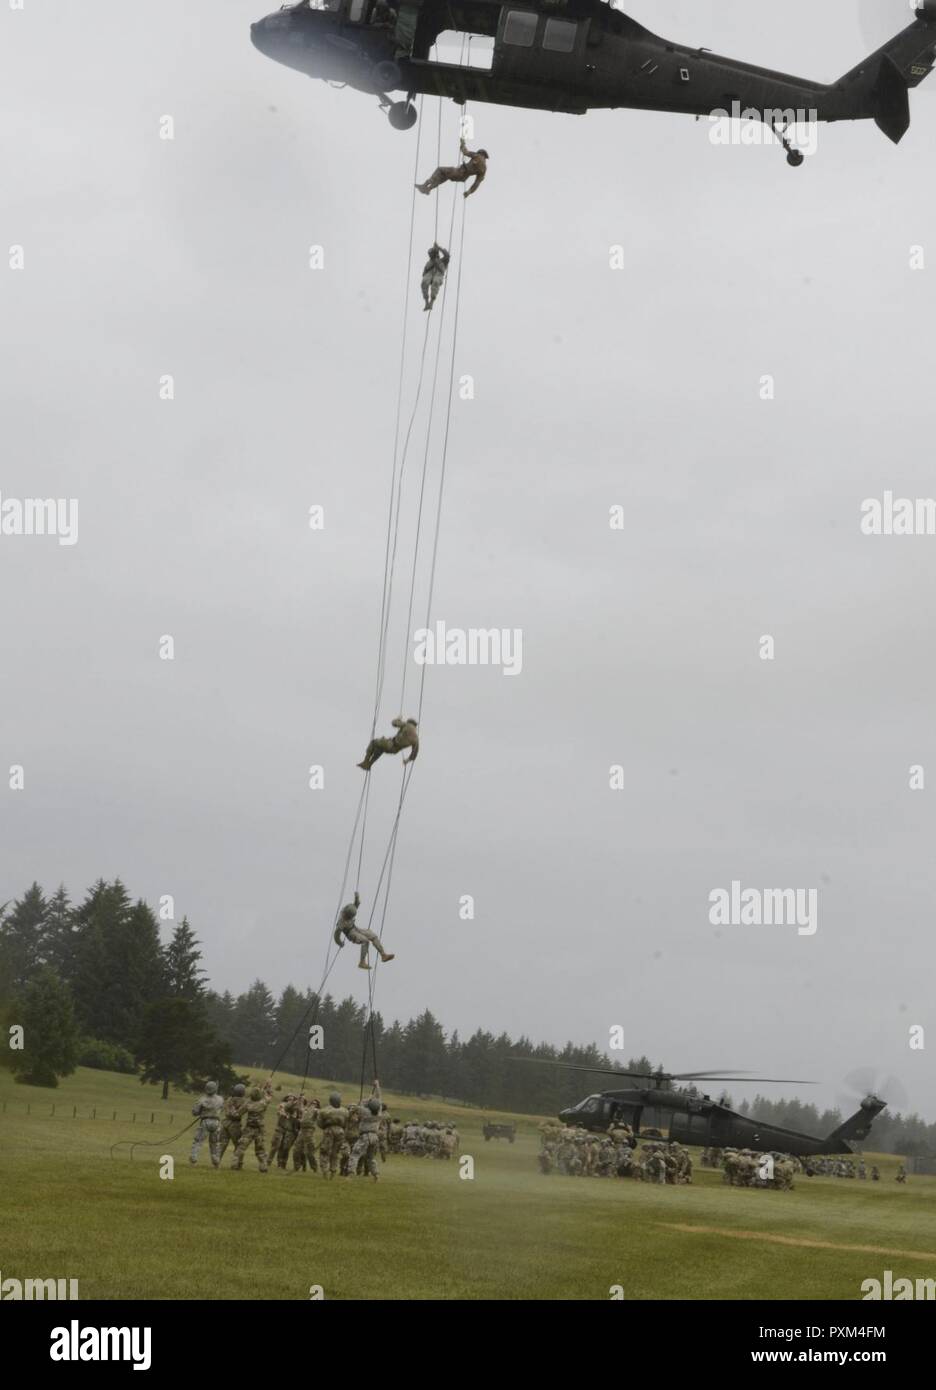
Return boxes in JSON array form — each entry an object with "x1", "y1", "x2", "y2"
[
  {"x1": 163, "y1": 918, "x2": 207, "y2": 1000},
  {"x1": 43, "y1": 885, "x2": 77, "y2": 983},
  {"x1": 70, "y1": 883, "x2": 163, "y2": 1048},
  {"x1": 230, "y1": 980, "x2": 277, "y2": 1067},
  {"x1": 136, "y1": 997, "x2": 233, "y2": 1099},
  {"x1": 10, "y1": 968, "x2": 79, "y2": 1087},
  {"x1": 0, "y1": 882, "x2": 48, "y2": 988}
]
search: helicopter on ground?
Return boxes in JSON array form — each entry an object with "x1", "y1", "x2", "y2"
[
  {"x1": 251, "y1": 0, "x2": 936, "y2": 163},
  {"x1": 520, "y1": 1061, "x2": 889, "y2": 1157}
]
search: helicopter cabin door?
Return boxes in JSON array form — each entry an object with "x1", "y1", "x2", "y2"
[{"x1": 494, "y1": 7, "x2": 589, "y2": 90}]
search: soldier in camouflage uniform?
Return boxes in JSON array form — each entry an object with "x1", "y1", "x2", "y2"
[
  {"x1": 190, "y1": 1080, "x2": 224, "y2": 1167},
  {"x1": 218, "y1": 1083, "x2": 248, "y2": 1164},
  {"x1": 232, "y1": 1085, "x2": 272, "y2": 1173},
  {"x1": 389, "y1": 1117, "x2": 404, "y2": 1153},
  {"x1": 377, "y1": 1104, "x2": 390, "y2": 1162},
  {"x1": 420, "y1": 243, "x2": 450, "y2": 312},
  {"x1": 269, "y1": 1094, "x2": 301, "y2": 1170},
  {"x1": 349, "y1": 1083, "x2": 382, "y2": 1181},
  {"x1": 343, "y1": 1103, "x2": 362, "y2": 1176},
  {"x1": 292, "y1": 1097, "x2": 320, "y2": 1172},
  {"x1": 333, "y1": 892, "x2": 396, "y2": 971},
  {"x1": 318, "y1": 1092, "x2": 349, "y2": 1178},
  {"x1": 357, "y1": 716, "x2": 419, "y2": 771}
]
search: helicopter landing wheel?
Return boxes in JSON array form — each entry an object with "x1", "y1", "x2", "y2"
[
  {"x1": 372, "y1": 59, "x2": 402, "y2": 93},
  {"x1": 387, "y1": 99, "x2": 417, "y2": 132},
  {"x1": 786, "y1": 148, "x2": 805, "y2": 168}
]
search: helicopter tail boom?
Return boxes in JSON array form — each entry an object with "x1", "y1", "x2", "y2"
[
  {"x1": 825, "y1": 1095, "x2": 888, "y2": 1152},
  {"x1": 834, "y1": 10, "x2": 936, "y2": 142}
]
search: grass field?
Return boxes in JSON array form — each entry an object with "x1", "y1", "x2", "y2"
[{"x1": 1, "y1": 1066, "x2": 933, "y2": 1300}]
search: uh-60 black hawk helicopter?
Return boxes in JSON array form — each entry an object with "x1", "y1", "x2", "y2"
[
  {"x1": 521, "y1": 1061, "x2": 889, "y2": 1158},
  {"x1": 251, "y1": 0, "x2": 936, "y2": 164}
]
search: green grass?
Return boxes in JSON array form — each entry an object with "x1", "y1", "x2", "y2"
[{"x1": 1, "y1": 1066, "x2": 933, "y2": 1300}]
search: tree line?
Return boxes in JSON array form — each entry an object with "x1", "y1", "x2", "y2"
[{"x1": 1, "y1": 879, "x2": 932, "y2": 1154}]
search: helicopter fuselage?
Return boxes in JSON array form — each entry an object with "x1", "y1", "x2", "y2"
[
  {"x1": 251, "y1": 1, "x2": 936, "y2": 145},
  {"x1": 560, "y1": 1088, "x2": 887, "y2": 1158}
]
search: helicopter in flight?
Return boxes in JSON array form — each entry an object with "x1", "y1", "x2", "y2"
[
  {"x1": 520, "y1": 1060, "x2": 889, "y2": 1157},
  {"x1": 251, "y1": 0, "x2": 936, "y2": 163}
]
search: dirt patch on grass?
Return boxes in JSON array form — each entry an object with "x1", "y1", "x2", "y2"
[{"x1": 661, "y1": 1224, "x2": 936, "y2": 1262}]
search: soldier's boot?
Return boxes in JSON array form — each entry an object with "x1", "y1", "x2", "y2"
[{"x1": 380, "y1": 952, "x2": 395, "y2": 962}]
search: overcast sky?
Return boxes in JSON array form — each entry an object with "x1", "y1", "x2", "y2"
[{"x1": 2, "y1": 0, "x2": 935, "y2": 1120}]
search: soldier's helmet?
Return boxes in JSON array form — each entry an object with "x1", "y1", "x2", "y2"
[
  {"x1": 329, "y1": 1092, "x2": 341, "y2": 1107},
  {"x1": 367, "y1": 1098, "x2": 380, "y2": 1115},
  {"x1": 478, "y1": 149, "x2": 489, "y2": 158},
  {"x1": 205, "y1": 1081, "x2": 218, "y2": 1094},
  {"x1": 233, "y1": 1083, "x2": 246, "y2": 1096},
  {"x1": 250, "y1": 1087, "x2": 262, "y2": 1101}
]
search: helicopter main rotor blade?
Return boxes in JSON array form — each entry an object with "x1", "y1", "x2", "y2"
[{"x1": 510, "y1": 1058, "x2": 815, "y2": 1085}]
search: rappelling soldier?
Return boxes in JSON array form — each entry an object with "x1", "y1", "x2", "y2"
[
  {"x1": 421, "y1": 243, "x2": 450, "y2": 311},
  {"x1": 333, "y1": 891, "x2": 395, "y2": 969},
  {"x1": 357, "y1": 716, "x2": 419, "y2": 771},
  {"x1": 416, "y1": 140, "x2": 488, "y2": 199}
]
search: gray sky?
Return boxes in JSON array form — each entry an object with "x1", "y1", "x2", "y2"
[{"x1": 2, "y1": 0, "x2": 935, "y2": 1118}]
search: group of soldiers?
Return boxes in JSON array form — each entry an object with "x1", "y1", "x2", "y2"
[
  {"x1": 189, "y1": 1079, "x2": 462, "y2": 1177},
  {"x1": 190, "y1": 1079, "x2": 389, "y2": 1181},
  {"x1": 718, "y1": 1149, "x2": 798, "y2": 1191},
  {"x1": 395, "y1": 1119, "x2": 459, "y2": 1158},
  {"x1": 537, "y1": 1123, "x2": 694, "y2": 1185}
]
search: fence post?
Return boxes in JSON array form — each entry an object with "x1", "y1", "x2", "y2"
[
  {"x1": 133, "y1": 1113, "x2": 136, "y2": 1123},
  {"x1": 113, "y1": 1110, "x2": 117, "y2": 1121},
  {"x1": 73, "y1": 1106, "x2": 77, "y2": 1118},
  {"x1": 51, "y1": 1104, "x2": 56, "y2": 1116},
  {"x1": 151, "y1": 1113, "x2": 155, "y2": 1124}
]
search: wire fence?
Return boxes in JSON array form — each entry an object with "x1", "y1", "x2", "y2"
[{"x1": 1, "y1": 1099, "x2": 177, "y2": 1125}]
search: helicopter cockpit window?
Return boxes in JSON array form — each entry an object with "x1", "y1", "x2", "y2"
[
  {"x1": 503, "y1": 11, "x2": 538, "y2": 47},
  {"x1": 572, "y1": 1096, "x2": 602, "y2": 1115},
  {"x1": 542, "y1": 18, "x2": 576, "y2": 53}
]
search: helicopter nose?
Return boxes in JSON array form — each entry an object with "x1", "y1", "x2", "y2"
[{"x1": 250, "y1": 15, "x2": 281, "y2": 54}]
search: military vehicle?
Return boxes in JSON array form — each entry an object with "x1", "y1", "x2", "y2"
[{"x1": 483, "y1": 1121, "x2": 517, "y2": 1142}]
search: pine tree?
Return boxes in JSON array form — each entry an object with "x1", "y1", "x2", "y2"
[
  {"x1": 0, "y1": 883, "x2": 48, "y2": 989},
  {"x1": 163, "y1": 918, "x2": 206, "y2": 1000},
  {"x1": 43, "y1": 885, "x2": 77, "y2": 982},
  {"x1": 230, "y1": 980, "x2": 277, "y2": 1068},
  {"x1": 136, "y1": 998, "x2": 234, "y2": 1100},
  {"x1": 10, "y1": 968, "x2": 80, "y2": 1087},
  {"x1": 70, "y1": 882, "x2": 163, "y2": 1048}
]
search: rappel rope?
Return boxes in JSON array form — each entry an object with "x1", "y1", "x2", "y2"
[
  {"x1": 357, "y1": 86, "x2": 471, "y2": 1096},
  {"x1": 266, "y1": 63, "x2": 471, "y2": 1099}
]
